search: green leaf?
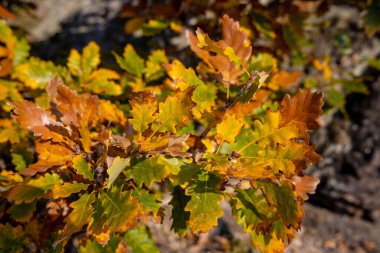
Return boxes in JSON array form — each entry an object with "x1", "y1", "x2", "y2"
[
  {"x1": 125, "y1": 226, "x2": 159, "y2": 253},
  {"x1": 142, "y1": 19, "x2": 169, "y2": 36},
  {"x1": 8, "y1": 201, "x2": 37, "y2": 222},
  {"x1": 115, "y1": 44, "x2": 144, "y2": 77},
  {"x1": 327, "y1": 88, "x2": 346, "y2": 112},
  {"x1": 342, "y1": 80, "x2": 369, "y2": 95},
  {"x1": 251, "y1": 11, "x2": 275, "y2": 39},
  {"x1": 368, "y1": 58, "x2": 380, "y2": 70},
  {"x1": 7, "y1": 173, "x2": 62, "y2": 204},
  {"x1": 73, "y1": 155, "x2": 94, "y2": 181},
  {"x1": 98, "y1": 186, "x2": 140, "y2": 233},
  {"x1": 13, "y1": 57, "x2": 60, "y2": 89},
  {"x1": 132, "y1": 156, "x2": 166, "y2": 187},
  {"x1": 185, "y1": 172, "x2": 224, "y2": 233},
  {"x1": 11, "y1": 153, "x2": 26, "y2": 172},
  {"x1": 258, "y1": 181, "x2": 302, "y2": 229},
  {"x1": 82, "y1": 42, "x2": 100, "y2": 77},
  {"x1": 67, "y1": 42, "x2": 100, "y2": 80},
  {"x1": 68, "y1": 49, "x2": 81, "y2": 76},
  {"x1": 13, "y1": 38, "x2": 30, "y2": 66},
  {"x1": 63, "y1": 193, "x2": 95, "y2": 234},
  {"x1": 144, "y1": 50, "x2": 168, "y2": 82},
  {"x1": 192, "y1": 82, "x2": 217, "y2": 117},
  {"x1": 107, "y1": 157, "x2": 130, "y2": 188},
  {"x1": 80, "y1": 235, "x2": 122, "y2": 253},
  {"x1": 229, "y1": 111, "x2": 298, "y2": 156},
  {"x1": 132, "y1": 188, "x2": 161, "y2": 215},
  {"x1": 235, "y1": 72, "x2": 268, "y2": 104},
  {"x1": 165, "y1": 60, "x2": 204, "y2": 90},
  {"x1": 364, "y1": 0, "x2": 380, "y2": 36},
  {"x1": 234, "y1": 188, "x2": 275, "y2": 231},
  {"x1": 169, "y1": 185, "x2": 190, "y2": 236},
  {"x1": 249, "y1": 53, "x2": 278, "y2": 73}
]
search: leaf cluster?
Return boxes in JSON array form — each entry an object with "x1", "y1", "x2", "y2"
[{"x1": 0, "y1": 15, "x2": 325, "y2": 252}]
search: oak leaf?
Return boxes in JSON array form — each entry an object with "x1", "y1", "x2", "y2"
[
  {"x1": 235, "y1": 188, "x2": 276, "y2": 233},
  {"x1": 215, "y1": 112, "x2": 244, "y2": 144},
  {"x1": 62, "y1": 193, "x2": 95, "y2": 234},
  {"x1": 114, "y1": 44, "x2": 144, "y2": 77},
  {"x1": 132, "y1": 156, "x2": 167, "y2": 187},
  {"x1": 292, "y1": 175, "x2": 320, "y2": 201},
  {"x1": 51, "y1": 183, "x2": 88, "y2": 199},
  {"x1": 98, "y1": 187, "x2": 140, "y2": 233},
  {"x1": 7, "y1": 201, "x2": 37, "y2": 222},
  {"x1": 268, "y1": 71, "x2": 303, "y2": 91},
  {"x1": 72, "y1": 155, "x2": 94, "y2": 181},
  {"x1": 7, "y1": 173, "x2": 62, "y2": 204},
  {"x1": 129, "y1": 95, "x2": 157, "y2": 134},
  {"x1": 107, "y1": 157, "x2": 130, "y2": 188},
  {"x1": 279, "y1": 89, "x2": 323, "y2": 131},
  {"x1": 185, "y1": 172, "x2": 224, "y2": 234},
  {"x1": 154, "y1": 88, "x2": 194, "y2": 133},
  {"x1": 169, "y1": 186, "x2": 190, "y2": 237},
  {"x1": 187, "y1": 15, "x2": 252, "y2": 88},
  {"x1": 124, "y1": 226, "x2": 160, "y2": 253},
  {"x1": 11, "y1": 100, "x2": 67, "y2": 143}
]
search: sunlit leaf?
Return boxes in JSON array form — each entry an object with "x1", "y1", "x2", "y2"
[
  {"x1": 62, "y1": 193, "x2": 95, "y2": 234},
  {"x1": 107, "y1": 157, "x2": 130, "y2": 188},
  {"x1": 7, "y1": 173, "x2": 62, "y2": 204}
]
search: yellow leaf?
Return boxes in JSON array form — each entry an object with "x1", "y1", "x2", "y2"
[
  {"x1": 155, "y1": 88, "x2": 194, "y2": 133},
  {"x1": 130, "y1": 99, "x2": 157, "y2": 134},
  {"x1": 67, "y1": 49, "x2": 81, "y2": 76},
  {"x1": 215, "y1": 112, "x2": 244, "y2": 144},
  {"x1": 99, "y1": 99, "x2": 127, "y2": 125},
  {"x1": 51, "y1": 183, "x2": 88, "y2": 198},
  {"x1": 90, "y1": 68, "x2": 120, "y2": 80},
  {"x1": 165, "y1": 59, "x2": 203, "y2": 90},
  {"x1": 313, "y1": 56, "x2": 331, "y2": 81},
  {"x1": 269, "y1": 70, "x2": 303, "y2": 90},
  {"x1": 82, "y1": 42, "x2": 100, "y2": 77}
]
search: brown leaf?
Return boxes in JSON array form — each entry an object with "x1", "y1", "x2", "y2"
[
  {"x1": 165, "y1": 134, "x2": 192, "y2": 157},
  {"x1": 11, "y1": 100, "x2": 67, "y2": 143},
  {"x1": 293, "y1": 175, "x2": 320, "y2": 200},
  {"x1": 280, "y1": 89, "x2": 323, "y2": 131},
  {"x1": 187, "y1": 15, "x2": 252, "y2": 88},
  {"x1": 47, "y1": 78, "x2": 100, "y2": 128},
  {"x1": 21, "y1": 140, "x2": 75, "y2": 176}
]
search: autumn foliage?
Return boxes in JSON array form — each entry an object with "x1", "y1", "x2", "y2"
[{"x1": 0, "y1": 13, "x2": 325, "y2": 252}]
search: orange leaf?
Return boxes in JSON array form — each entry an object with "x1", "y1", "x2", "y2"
[
  {"x1": 280, "y1": 89, "x2": 323, "y2": 131},
  {"x1": 11, "y1": 101, "x2": 67, "y2": 143},
  {"x1": 187, "y1": 15, "x2": 251, "y2": 88},
  {"x1": 293, "y1": 175, "x2": 319, "y2": 201},
  {"x1": 269, "y1": 71, "x2": 303, "y2": 90},
  {"x1": 47, "y1": 78, "x2": 100, "y2": 128},
  {"x1": 21, "y1": 140, "x2": 75, "y2": 176}
]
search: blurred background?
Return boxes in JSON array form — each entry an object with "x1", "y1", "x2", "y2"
[{"x1": 1, "y1": 0, "x2": 380, "y2": 252}]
